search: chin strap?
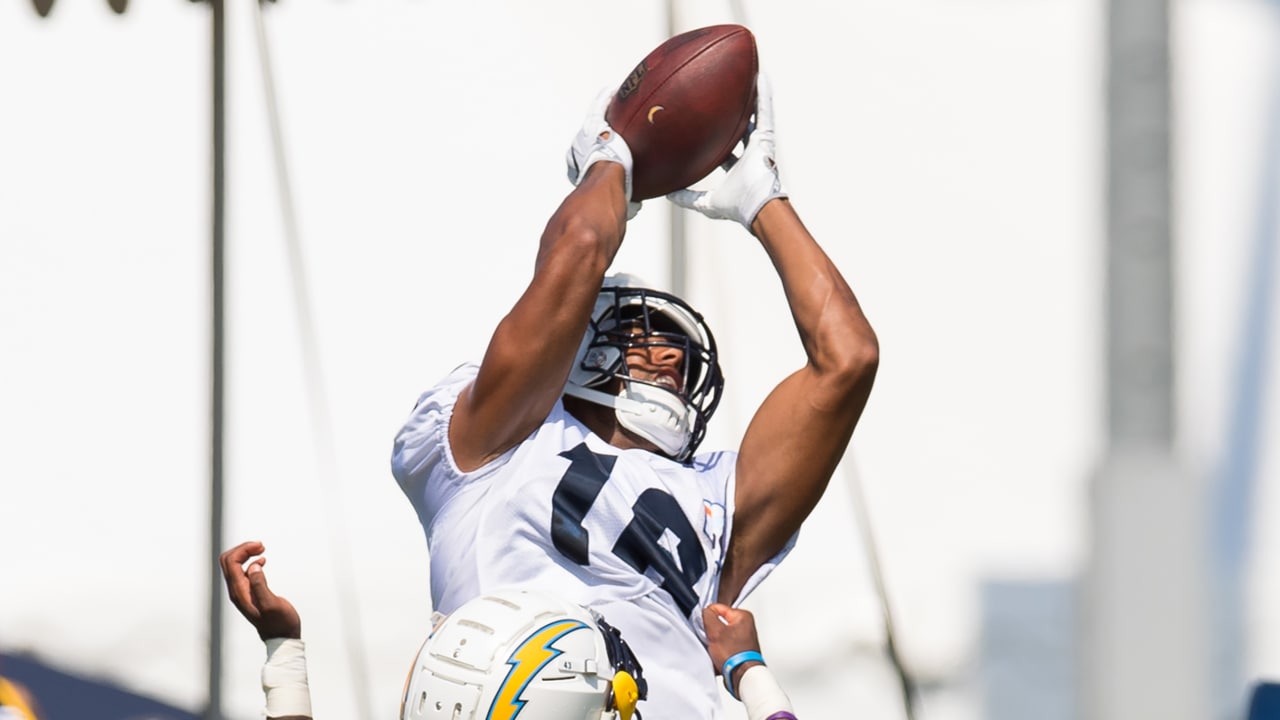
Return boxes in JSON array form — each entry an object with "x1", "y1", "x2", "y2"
[
  {"x1": 563, "y1": 382, "x2": 690, "y2": 459},
  {"x1": 563, "y1": 383, "x2": 651, "y2": 415}
]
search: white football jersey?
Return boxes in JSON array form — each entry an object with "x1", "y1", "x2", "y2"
[{"x1": 392, "y1": 363, "x2": 794, "y2": 719}]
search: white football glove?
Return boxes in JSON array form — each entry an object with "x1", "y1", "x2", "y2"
[
  {"x1": 566, "y1": 87, "x2": 642, "y2": 219},
  {"x1": 667, "y1": 73, "x2": 787, "y2": 230}
]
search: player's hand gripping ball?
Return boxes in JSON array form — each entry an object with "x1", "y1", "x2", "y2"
[
  {"x1": 668, "y1": 73, "x2": 788, "y2": 231},
  {"x1": 606, "y1": 24, "x2": 758, "y2": 201}
]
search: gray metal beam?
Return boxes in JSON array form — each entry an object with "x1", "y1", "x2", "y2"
[
  {"x1": 1106, "y1": 0, "x2": 1175, "y2": 448},
  {"x1": 1082, "y1": 0, "x2": 1210, "y2": 717},
  {"x1": 205, "y1": 1, "x2": 226, "y2": 718},
  {"x1": 667, "y1": 0, "x2": 687, "y2": 298}
]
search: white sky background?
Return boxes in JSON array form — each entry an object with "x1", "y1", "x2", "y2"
[{"x1": 1, "y1": 1, "x2": 1277, "y2": 719}]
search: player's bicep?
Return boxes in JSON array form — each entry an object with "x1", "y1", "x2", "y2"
[
  {"x1": 449, "y1": 224, "x2": 614, "y2": 472},
  {"x1": 449, "y1": 319, "x2": 569, "y2": 472},
  {"x1": 452, "y1": 294, "x2": 601, "y2": 471}
]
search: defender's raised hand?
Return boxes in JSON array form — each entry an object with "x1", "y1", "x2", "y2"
[
  {"x1": 703, "y1": 603, "x2": 764, "y2": 675},
  {"x1": 219, "y1": 541, "x2": 301, "y2": 641}
]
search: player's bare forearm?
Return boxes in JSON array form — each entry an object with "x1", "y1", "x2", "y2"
[
  {"x1": 720, "y1": 198, "x2": 878, "y2": 603},
  {"x1": 536, "y1": 162, "x2": 627, "y2": 271},
  {"x1": 449, "y1": 164, "x2": 628, "y2": 471},
  {"x1": 751, "y1": 199, "x2": 877, "y2": 378}
]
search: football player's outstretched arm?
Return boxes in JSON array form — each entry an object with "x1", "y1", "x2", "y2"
[
  {"x1": 448, "y1": 93, "x2": 634, "y2": 472},
  {"x1": 722, "y1": 200, "x2": 877, "y2": 602},
  {"x1": 669, "y1": 74, "x2": 878, "y2": 604}
]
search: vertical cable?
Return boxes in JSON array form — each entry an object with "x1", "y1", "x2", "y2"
[
  {"x1": 250, "y1": 3, "x2": 374, "y2": 719},
  {"x1": 722, "y1": 2, "x2": 918, "y2": 716},
  {"x1": 845, "y1": 462, "x2": 918, "y2": 720}
]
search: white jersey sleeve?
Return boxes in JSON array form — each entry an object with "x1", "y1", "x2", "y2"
[
  {"x1": 390, "y1": 362, "x2": 797, "y2": 719},
  {"x1": 391, "y1": 363, "x2": 510, "y2": 530}
]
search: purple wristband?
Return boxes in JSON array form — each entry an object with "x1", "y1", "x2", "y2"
[{"x1": 766, "y1": 713, "x2": 798, "y2": 720}]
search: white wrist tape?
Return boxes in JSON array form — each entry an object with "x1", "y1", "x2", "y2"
[
  {"x1": 262, "y1": 638, "x2": 312, "y2": 718},
  {"x1": 738, "y1": 664, "x2": 794, "y2": 720}
]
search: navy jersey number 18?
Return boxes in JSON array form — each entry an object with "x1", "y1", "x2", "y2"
[{"x1": 550, "y1": 442, "x2": 708, "y2": 616}]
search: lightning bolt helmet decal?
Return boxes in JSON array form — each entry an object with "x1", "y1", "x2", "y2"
[{"x1": 486, "y1": 619, "x2": 590, "y2": 720}]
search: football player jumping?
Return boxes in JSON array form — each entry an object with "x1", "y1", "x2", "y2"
[{"x1": 391, "y1": 74, "x2": 877, "y2": 718}]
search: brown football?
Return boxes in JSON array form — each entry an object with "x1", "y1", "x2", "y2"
[{"x1": 606, "y1": 24, "x2": 758, "y2": 201}]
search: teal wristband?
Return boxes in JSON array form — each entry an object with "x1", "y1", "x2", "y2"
[{"x1": 722, "y1": 650, "x2": 764, "y2": 700}]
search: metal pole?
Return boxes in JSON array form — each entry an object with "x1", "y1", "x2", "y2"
[
  {"x1": 1106, "y1": 0, "x2": 1173, "y2": 449},
  {"x1": 206, "y1": 0, "x2": 226, "y2": 718},
  {"x1": 1081, "y1": 0, "x2": 1209, "y2": 717},
  {"x1": 666, "y1": 0, "x2": 687, "y2": 297}
]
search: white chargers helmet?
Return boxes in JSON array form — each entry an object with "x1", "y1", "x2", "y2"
[
  {"x1": 400, "y1": 589, "x2": 647, "y2": 720},
  {"x1": 563, "y1": 273, "x2": 723, "y2": 462}
]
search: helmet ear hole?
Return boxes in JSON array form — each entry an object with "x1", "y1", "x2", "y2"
[{"x1": 582, "y1": 346, "x2": 622, "y2": 375}]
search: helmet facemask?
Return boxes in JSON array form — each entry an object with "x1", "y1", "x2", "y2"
[
  {"x1": 596, "y1": 614, "x2": 647, "y2": 719},
  {"x1": 565, "y1": 283, "x2": 723, "y2": 463}
]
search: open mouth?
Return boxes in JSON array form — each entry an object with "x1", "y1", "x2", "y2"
[
  {"x1": 651, "y1": 373, "x2": 680, "y2": 392},
  {"x1": 625, "y1": 364, "x2": 684, "y2": 393}
]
